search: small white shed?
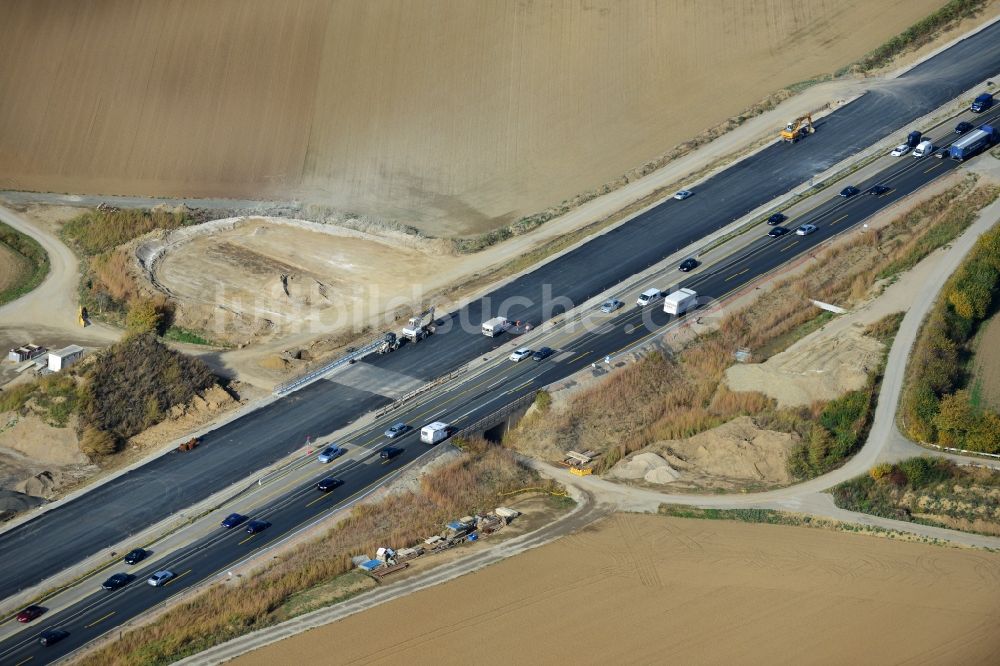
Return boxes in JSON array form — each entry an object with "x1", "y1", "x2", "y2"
[{"x1": 48, "y1": 345, "x2": 84, "y2": 372}]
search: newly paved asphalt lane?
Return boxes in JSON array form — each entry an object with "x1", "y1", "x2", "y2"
[
  {"x1": 1, "y1": 19, "x2": 999, "y2": 609},
  {"x1": 4, "y1": 102, "x2": 1000, "y2": 663}
]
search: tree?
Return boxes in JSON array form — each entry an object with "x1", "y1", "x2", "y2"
[
  {"x1": 869, "y1": 463, "x2": 894, "y2": 482},
  {"x1": 125, "y1": 297, "x2": 166, "y2": 335},
  {"x1": 966, "y1": 411, "x2": 1000, "y2": 453},
  {"x1": 933, "y1": 390, "x2": 975, "y2": 447}
]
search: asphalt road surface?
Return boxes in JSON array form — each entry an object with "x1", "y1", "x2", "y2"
[
  {"x1": 5, "y1": 98, "x2": 1000, "y2": 663},
  {"x1": 2, "y1": 19, "x2": 999, "y2": 612}
]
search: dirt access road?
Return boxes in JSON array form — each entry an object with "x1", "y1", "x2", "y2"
[
  {"x1": 231, "y1": 513, "x2": 1000, "y2": 666},
  {"x1": 0, "y1": 203, "x2": 118, "y2": 349}
]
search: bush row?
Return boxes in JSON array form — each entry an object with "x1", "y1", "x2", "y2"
[{"x1": 901, "y1": 225, "x2": 1000, "y2": 452}]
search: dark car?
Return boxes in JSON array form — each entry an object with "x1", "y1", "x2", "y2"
[
  {"x1": 221, "y1": 513, "x2": 247, "y2": 529},
  {"x1": 532, "y1": 347, "x2": 554, "y2": 361},
  {"x1": 839, "y1": 185, "x2": 860, "y2": 198},
  {"x1": 955, "y1": 121, "x2": 974, "y2": 134},
  {"x1": 767, "y1": 226, "x2": 789, "y2": 238},
  {"x1": 384, "y1": 422, "x2": 409, "y2": 439},
  {"x1": 123, "y1": 548, "x2": 147, "y2": 565},
  {"x1": 101, "y1": 573, "x2": 132, "y2": 590},
  {"x1": 766, "y1": 212, "x2": 787, "y2": 226},
  {"x1": 678, "y1": 257, "x2": 700, "y2": 272},
  {"x1": 39, "y1": 628, "x2": 69, "y2": 647},
  {"x1": 867, "y1": 184, "x2": 891, "y2": 196},
  {"x1": 16, "y1": 605, "x2": 46, "y2": 623},
  {"x1": 245, "y1": 520, "x2": 270, "y2": 534},
  {"x1": 316, "y1": 477, "x2": 343, "y2": 492},
  {"x1": 379, "y1": 446, "x2": 403, "y2": 462}
]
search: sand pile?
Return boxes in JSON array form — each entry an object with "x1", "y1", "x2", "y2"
[
  {"x1": 610, "y1": 452, "x2": 680, "y2": 485},
  {"x1": 725, "y1": 327, "x2": 884, "y2": 407},
  {"x1": 657, "y1": 416, "x2": 797, "y2": 487}
]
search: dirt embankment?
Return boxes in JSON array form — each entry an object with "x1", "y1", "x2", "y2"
[
  {"x1": 233, "y1": 513, "x2": 1000, "y2": 666},
  {"x1": 610, "y1": 416, "x2": 798, "y2": 491},
  {"x1": 0, "y1": 0, "x2": 948, "y2": 237}
]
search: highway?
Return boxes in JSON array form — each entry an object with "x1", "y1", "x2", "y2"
[
  {"x1": 4, "y1": 94, "x2": 1000, "y2": 663},
  {"x1": 2, "y1": 18, "x2": 999, "y2": 600}
]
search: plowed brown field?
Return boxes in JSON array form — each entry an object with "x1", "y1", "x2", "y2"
[
  {"x1": 235, "y1": 514, "x2": 1000, "y2": 665},
  {"x1": 0, "y1": 0, "x2": 943, "y2": 235}
]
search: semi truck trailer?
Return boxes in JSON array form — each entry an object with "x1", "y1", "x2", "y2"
[{"x1": 950, "y1": 125, "x2": 997, "y2": 161}]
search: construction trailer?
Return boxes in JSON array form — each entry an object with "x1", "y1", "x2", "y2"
[{"x1": 47, "y1": 345, "x2": 84, "y2": 372}]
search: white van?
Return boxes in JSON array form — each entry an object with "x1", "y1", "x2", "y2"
[
  {"x1": 636, "y1": 288, "x2": 662, "y2": 307},
  {"x1": 912, "y1": 140, "x2": 934, "y2": 158}
]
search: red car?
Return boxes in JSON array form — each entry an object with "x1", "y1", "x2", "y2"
[{"x1": 16, "y1": 605, "x2": 46, "y2": 623}]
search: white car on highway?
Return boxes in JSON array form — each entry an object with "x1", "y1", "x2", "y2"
[
  {"x1": 890, "y1": 143, "x2": 911, "y2": 156},
  {"x1": 795, "y1": 224, "x2": 818, "y2": 236},
  {"x1": 673, "y1": 189, "x2": 693, "y2": 200},
  {"x1": 509, "y1": 348, "x2": 532, "y2": 362}
]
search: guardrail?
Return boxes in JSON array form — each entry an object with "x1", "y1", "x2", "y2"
[
  {"x1": 374, "y1": 365, "x2": 471, "y2": 418},
  {"x1": 273, "y1": 337, "x2": 384, "y2": 396},
  {"x1": 454, "y1": 391, "x2": 538, "y2": 440}
]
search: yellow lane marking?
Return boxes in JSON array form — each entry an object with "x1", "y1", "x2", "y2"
[
  {"x1": 163, "y1": 569, "x2": 191, "y2": 587},
  {"x1": 780, "y1": 240, "x2": 800, "y2": 253},
  {"x1": 924, "y1": 162, "x2": 942, "y2": 173},
  {"x1": 14, "y1": 657, "x2": 33, "y2": 666},
  {"x1": 725, "y1": 268, "x2": 749, "y2": 282},
  {"x1": 238, "y1": 534, "x2": 257, "y2": 546},
  {"x1": 85, "y1": 611, "x2": 115, "y2": 628},
  {"x1": 306, "y1": 489, "x2": 337, "y2": 508},
  {"x1": 829, "y1": 214, "x2": 848, "y2": 226}
]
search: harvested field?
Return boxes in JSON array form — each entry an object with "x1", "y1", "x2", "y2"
[
  {"x1": 235, "y1": 513, "x2": 1000, "y2": 665},
  {"x1": 0, "y1": 0, "x2": 944, "y2": 237},
  {"x1": 972, "y1": 312, "x2": 1000, "y2": 411}
]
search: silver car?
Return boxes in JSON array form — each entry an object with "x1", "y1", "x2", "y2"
[
  {"x1": 384, "y1": 422, "x2": 408, "y2": 439},
  {"x1": 795, "y1": 224, "x2": 817, "y2": 236},
  {"x1": 599, "y1": 299, "x2": 624, "y2": 313},
  {"x1": 317, "y1": 445, "x2": 346, "y2": 463},
  {"x1": 673, "y1": 189, "x2": 693, "y2": 200},
  {"x1": 147, "y1": 570, "x2": 174, "y2": 587}
]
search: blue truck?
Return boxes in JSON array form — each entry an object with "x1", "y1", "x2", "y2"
[
  {"x1": 949, "y1": 125, "x2": 997, "y2": 161},
  {"x1": 971, "y1": 92, "x2": 994, "y2": 113}
]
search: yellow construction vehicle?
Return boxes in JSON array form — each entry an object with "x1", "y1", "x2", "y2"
[
  {"x1": 77, "y1": 306, "x2": 89, "y2": 327},
  {"x1": 780, "y1": 114, "x2": 814, "y2": 142}
]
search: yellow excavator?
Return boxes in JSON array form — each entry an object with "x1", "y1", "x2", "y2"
[{"x1": 780, "y1": 114, "x2": 814, "y2": 142}]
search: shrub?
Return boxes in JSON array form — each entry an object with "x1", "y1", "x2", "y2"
[
  {"x1": 62, "y1": 208, "x2": 193, "y2": 257},
  {"x1": 0, "y1": 382, "x2": 35, "y2": 413},
  {"x1": 533, "y1": 390, "x2": 552, "y2": 413},
  {"x1": 79, "y1": 427, "x2": 118, "y2": 458},
  {"x1": 125, "y1": 296, "x2": 170, "y2": 335},
  {"x1": 81, "y1": 334, "x2": 215, "y2": 441},
  {"x1": 869, "y1": 463, "x2": 894, "y2": 481}
]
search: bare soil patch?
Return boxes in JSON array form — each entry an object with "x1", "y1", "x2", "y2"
[
  {"x1": 234, "y1": 513, "x2": 1000, "y2": 666},
  {"x1": 611, "y1": 416, "x2": 798, "y2": 492},
  {"x1": 0, "y1": 0, "x2": 945, "y2": 237}
]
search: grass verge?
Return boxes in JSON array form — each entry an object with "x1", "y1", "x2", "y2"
[
  {"x1": 657, "y1": 503, "x2": 954, "y2": 546},
  {"x1": 0, "y1": 221, "x2": 49, "y2": 306}
]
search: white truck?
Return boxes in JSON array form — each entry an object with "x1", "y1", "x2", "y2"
[
  {"x1": 912, "y1": 140, "x2": 934, "y2": 158},
  {"x1": 401, "y1": 307, "x2": 435, "y2": 342},
  {"x1": 481, "y1": 316, "x2": 508, "y2": 337},
  {"x1": 636, "y1": 288, "x2": 662, "y2": 307},
  {"x1": 662, "y1": 288, "x2": 698, "y2": 315},
  {"x1": 421, "y1": 422, "x2": 451, "y2": 445}
]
